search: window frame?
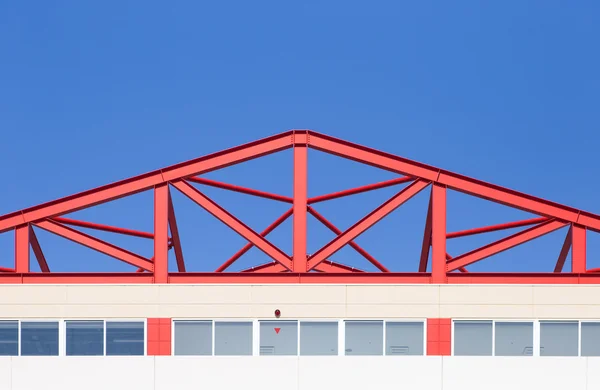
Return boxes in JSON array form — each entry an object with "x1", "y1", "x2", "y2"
[
  {"x1": 343, "y1": 318, "x2": 427, "y2": 357},
  {"x1": 171, "y1": 318, "x2": 255, "y2": 356},
  {"x1": 65, "y1": 318, "x2": 147, "y2": 357}
]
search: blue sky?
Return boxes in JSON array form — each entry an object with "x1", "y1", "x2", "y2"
[{"x1": 1, "y1": 1, "x2": 599, "y2": 273}]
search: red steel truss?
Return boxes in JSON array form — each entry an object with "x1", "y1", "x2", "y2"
[{"x1": 1, "y1": 130, "x2": 599, "y2": 284}]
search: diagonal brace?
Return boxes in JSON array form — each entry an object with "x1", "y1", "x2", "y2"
[
  {"x1": 307, "y1": 180, "x2": 430, "y2": 270},
  {"x1": 307, "y1": 206, "x2": 389, "y2": 272},
  {"x1": 35, "y1": 220, "x2": 153, "y2": 271},
  {"x1": 447, "y1": 219, "x2": 567, "y2": 271},
  {"x1": 172, "y1": 179, "x2": 292, "y2": 270}
]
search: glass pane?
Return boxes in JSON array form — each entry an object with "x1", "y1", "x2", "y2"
[
  {"x1": 540, "y1": 321, "x2": 578, "y2": 356},
  {"x1": 386, "y1": 322, "x2": 424, "y2": 356},
  {"x1": 345, "y1": 321, "x2": 383, "y2": 356},
  {"x1": 300, "y1": 322, "x2": 338, "y2": 356},
  {"x1": 66, "y1": 320, "x2": 104, "y2": 356},
  {"x1": 454, "y1": 321, "x2": 492, "y2": 356},
  {"x1": 21, "y1": 322, "x2": 59, "y2": 356},
  {"x1": 173, "y1": 321, "x2": 212, "y2": 356},
  {"x1": 215, "y1": 322, "x2": 252, "y2": 356},
  {"x1": 106, "y1": 322, "x2": 144, "y2": 356},
  {"x1": 581, "y1": 322, "x2": 600, "y2": 356},
  {"x1": 0, "y1": 321, "x2": 18, "y2": 356},
  {"x1": 495, "y1": 322, "x2": 533, "y2": 356},
  {"x1": 260, "y1": 321, "x2": 298, "y2": 355}
]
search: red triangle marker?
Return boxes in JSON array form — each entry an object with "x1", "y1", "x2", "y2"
[{"x1": 274, "y1": 327, "x2": 281, "y2": 334}]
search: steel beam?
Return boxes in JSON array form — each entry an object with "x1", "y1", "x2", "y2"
[
  {"x1": 35, "y1": 220, "x2": 153, "y2": 271},
  {"x1": 307, "y1": 180, "x2": 429, "y2": 270},
  {"x1": 307, "y1": 206, "x2": 389, "y2": 272},
  {"x1": 29, "y1": 226, "x2": 50, "y2": 272},
  {"x1": 446, "y1": 217, "x2": 549, "y2": 239},
  {"x1": 447, "y1": 220, "x2": 567, "y2": 271},
  {"x1": 187, "y1": 176, "x2": 293, "y2": 203},
  {"x1": 172, "y1": 180, "x2": 292, "y2": 270},
  {"x1": 167, "y1": 188, "x2": 185, "y2": 272},
  {"x1": 307, "y1": 176, "x2": 414, "y2": 204},
  {"x1": 554, "y1": 227, "x2": 572, "y2": 273},
  {"x1": 419, "y1": 192, "x2": 433, "y2": 272},
  {"x1": 293, "y1": 142, "x2": 308, "y2": 272}
]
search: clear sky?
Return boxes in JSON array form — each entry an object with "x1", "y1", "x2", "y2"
[{"x1": 1, "y1": 1, "x2": 599, "y2": 273}]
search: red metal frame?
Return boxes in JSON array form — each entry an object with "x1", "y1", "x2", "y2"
[{"x1": 1, "y1": 130, "x2": 599, "y2": 284}]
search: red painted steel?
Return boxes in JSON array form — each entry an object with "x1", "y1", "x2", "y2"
[
  {"x1": 35, "y1": 220, "x2": 153, "y2": 271},
  {"x1": 167, "y1": 190, "x2": 186, "y2": 272},
  {"x1": 216, "y1": 208, "x2": 293, "y2": 272},
  {"x1": 29, "y1": 227, "x2": 50, "y2": 273},
  {"x1": 419, "y1": 194, "x2": 433, "y2": 272},
  {"x1": 307, "y1": 176, "x2": 414, "y2": 204},
  {"x1": 307, "y1": 206, "x2": 389, "y2": 272},
  {"x1": 52, "y1": 217, "x2": 154, "y2": 239},
  {"x1": 187, "y1": 176, "x2": 293, "y2": 203},
  {"x1": 172, "y1": 180, "x2": 293, "y2": 270},
  {"x1": 1, "y1": 130, "x2": 599, "y2": 283},
  {"x1": 554, "y1": 227, "x2": 572, "y2": 273},
  {"x1": 154, "y1": 184, "x2": 169, "y2": 283},
  {"x1": 446, "y1": 220, "x2": 567, "y2": 272},
  {"x1": 431, "y1": 184, "x2": 447, "y2": 283},
  {"x1": 307, "y1": 180, "x2": 430, "y2": 270},
  {"x1": 293, "y1": 143, "x2": 308, "y2": 272},
  {"x1": 446, "y1": 217, "x2": 549, "y2": 239}
]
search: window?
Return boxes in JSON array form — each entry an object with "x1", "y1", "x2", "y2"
[
  {"x1": 260, "y1": 321, "x2": 298, "y2": 355},
  {"x1": 21, "y1": 321, "x2": 59, "y2": 356},
  {"x1": 173, "y1": 321, "x2": 211, "y2": 356},
  {"x1": 495, "y1": 322, "x2": 533, "y2": 356},
  {"x1": 66, "y1": 320, "x2": 104, "y2": 356},
  {"x1": 540, "y1": 321, "x2": 578, "y2": 356},
  {"x1": 106, "y1": 321, "x2": 145, "y2": 356},
  {"x1": 300, "y1": 322, "x2": 338, "y2": 356},
  {"x1": 0, "y1": 321, "x2": 18, "y2": 356},
  {"x1": 582, "y1": 322, "x2": 600, "y2": 356},
  {"x1": 345, "y1": 321, "x2": 383, "y2": 356},
  {"x1": 215, "y1": 322, "x2": 252, "y2": 356},
  {"x1": 454, "y1": 321, "x2": 492, "y2": 356},
  {"x1": 386, "y1": 322, "x2": 424, "y2": 355}
]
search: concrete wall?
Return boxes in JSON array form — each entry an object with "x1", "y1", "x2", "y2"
[
  {"x1": 1, "y1": 284, "x2": 600, "y2": 319},
  {"x1": 0, "y1": 356, "x2": 598, "y2": 390}
]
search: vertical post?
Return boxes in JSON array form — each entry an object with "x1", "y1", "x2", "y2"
[
  {"x1": 15, "y1": 224, "x2": 30, "y2": 273},
  {"x1": 571, "y1": 224, "x2": 586, "y2": 273},
  {"x1": 431, "y1": 184, "x2": 447, "y2": 283},
  {"x1": 154, "y1": 183, "x2": 169, "y2": 283},
  {"x1": 293, "y1": 137, "x2": 308, "y2": 272}
]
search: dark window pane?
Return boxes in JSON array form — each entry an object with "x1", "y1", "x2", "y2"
[
  {"x1": 106, "y1": 322, "x2": 144, "y2": 356},
  {"x1": 454, "y1": 321, "x2": 492, "y2": 356},
  {"x1": 386, "y1": 322, "x2": 424, "y2": 355},
  {"x1": 0, "y1": 321, "x2": 18, "y2": 356},
  {"x1": 345, "y1": 321, "x2": 383, "y2": 356},
  {"x1": 174, "y1": 321, "x2": 212, "y2": 356},
  {"x1": 215, "y1": 322, "x2": 252, "y2": 356},
  {"x1": 260, "y1": 321, "x2": 297, "y2": 355},
  {"x1": 300, "y1": 322, "x2": 338, "y2": 356},
  {"x1": 21, "y1": 322, "x2": 59, "y2": 356},
  {"x1": 495, "y1": 322, "x2": 533, "y2": 356},
  {"x1": 66, "y1": 321, "x2": 104, "y2": 356},
  {"x1": 540, "y1": 321, "x2": 578, "y2": 356},
  {"x1": 581, "y1": 322, "x2": 600, "y2": 356}
]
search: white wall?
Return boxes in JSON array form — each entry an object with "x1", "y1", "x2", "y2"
[{"x1": 1, "y1": 356, "x2": 599, "y2": 390}]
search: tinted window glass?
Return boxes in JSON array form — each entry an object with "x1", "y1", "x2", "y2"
[
  {"x1": 454, "y1": 321, "x2": 492, "y2": 356},
  {"x1": 106, "y1": 322, "x2": 144, "y2": 356},
  {"x1": 386, "y1": 322, "x2": 424, "y2": 355},
  {"x1": 215, "y1": 322, "x2": 252, "y2": 356},
  {"x1": 174, "y1": 321, "x2": 212, "y2": 356},
  {"x1": 495, "y1": 322, "x2": 533, "y2": 356},
  {"x1": 66, "y1": 320, "x2": 104, "y2": 356},
  {"x1": 21, "y1": 322, "x2": 59, "y2": 356},
  {"x1": 581, "y1": 322, "x2": 600, "y2": 356},
  {"x1": 0, "y1": 321, "x2": 18, "y2": 356},
  {"x1": 540, "y1": 321, "x2": 578, "y2": 356},
  {"x1": 260, "y1": 321, "x2": 298, "y2": 355},
  {"x1": 300, "y1": 322, "x2": 338, "y2": 356},
  {"x1": 345, "y1": 321, "x2": 383, "y2": 356}
]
